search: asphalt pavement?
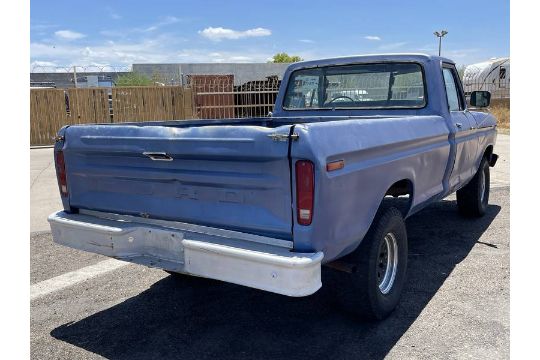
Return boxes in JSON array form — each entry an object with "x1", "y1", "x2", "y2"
[
  {"x1": 30, "y1": 134, "x2": 510, "y2": 359},
  {"x1": 30, "y1": 147, "x2": 62, "y2": 233}
]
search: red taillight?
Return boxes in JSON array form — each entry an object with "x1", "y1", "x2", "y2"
[
  {"x1": 295, "y1": 160, "x2": 314, "y2": 226},
  {"x1": 55, "y1": 150, "x2": 68, "y2": 197}
]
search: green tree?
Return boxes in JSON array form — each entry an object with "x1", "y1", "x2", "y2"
[
  {"x1": 115, "y1": 72, "x2": 153, "y2": 86},
  {"x1": 270, "y1": 53, "x2": 303, "y2": 63}
]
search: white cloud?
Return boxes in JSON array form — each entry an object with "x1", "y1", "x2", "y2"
[
  {"x1": 98, "y1": 16, "x2": 183, "y2": 38},
  {"x1": 104, "y1": 6, "x2": 122, "y2": 20},
  {"x1": 30, "y1": 60, "x2": 58, "y2": 71},
  {"x1": 199, "y1": 27, "x2": 271, "y2": 41},
  {"x1": 444, "y1": 48, "x2": 480, "y2": 58},
  {"x1": 143, "y1": 16, "x2": 181, "y2": 32},
  {"x1": 364, "y1": 35, "x2": 381, "y2": 41},
  {"x1": 31, "y1": 22, "x2": 59, "y2": 31},
  {"x1": 31, "y1": 60, "x2": 57, "y2": 67},
  {"x1": 30, "y1": 35, "x2": 275, "y2": 69},
  {"x1": 55, "y1": 30, "x2": 85, "y2": 40},
  {"x1": 99, "y1": 30, "x2": 124, "y2": 37},
  {"x1": 228, "y1": 55, "x2": 254, "y2": 62},
  {"x1": 109, "y1": 12, "x2": 122, "y2": 20},
  {"x1": 377, "y1": 41, "x2": 408, "y2": 50},
  {"x1": 31, "y1": 38, "x2": 173, "y2": 65},
  {"x1": 299, "y1": 39, "x2": 315, "y2": 43},
  {"x1": 30, "y1": 60, "x2": 130, "y2": 73}
]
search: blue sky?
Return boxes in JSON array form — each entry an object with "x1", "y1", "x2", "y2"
[{"x1": 30, "y1": 0, "x2": 509, "y2": 70}]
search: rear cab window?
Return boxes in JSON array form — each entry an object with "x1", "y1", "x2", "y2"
[{"x1": 283, "y1": 62, "x2": 426, "y2": 110}]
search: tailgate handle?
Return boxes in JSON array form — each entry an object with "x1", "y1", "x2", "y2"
[{"x1": 143, "y1": 152, "x2": 173, "y2": 161}]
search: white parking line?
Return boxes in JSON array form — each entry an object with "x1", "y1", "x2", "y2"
[{"x1": 30, "y1": 259, "x2": 130, "y2": 301}]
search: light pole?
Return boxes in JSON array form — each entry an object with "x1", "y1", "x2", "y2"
[{"x1": 434, "y1": 30, "x2": 448, "y2": 56}]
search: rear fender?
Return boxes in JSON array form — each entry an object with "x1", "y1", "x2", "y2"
[{"x1": 290, "y1": 117, "x2": 450, "y2": 262}]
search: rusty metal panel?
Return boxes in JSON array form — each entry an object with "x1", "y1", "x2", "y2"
[{"x1": 188, "y1": 75, "x2": 235, "y2": 119}]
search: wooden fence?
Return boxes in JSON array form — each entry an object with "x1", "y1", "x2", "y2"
[
  {"x1": 112, "y1": 86, "x2": 193, "y2": 122},
  {"x1": 30, "y1": 86, "x2": 195, "y2": 145}
]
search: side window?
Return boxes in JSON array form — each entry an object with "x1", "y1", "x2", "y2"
[
  {"x1": 442, "y1": 67, "x2": 461, "y2": 111},
  {"x1": 499, "y1": 67, "x2": 506, "y2": 79},
  {"x1": 499, "y1": 67, "x2": 507, "y2": 88}
]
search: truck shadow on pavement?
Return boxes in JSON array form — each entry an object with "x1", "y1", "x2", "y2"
[{"x1": 51, "y1": 198, "x2": 501, "y2": 360}]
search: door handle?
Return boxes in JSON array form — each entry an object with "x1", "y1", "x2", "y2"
[
  {"x1": 143, "y1": 152, "x2": 174, "y2": 161},
  {"x1": 455, "y1": 123, "x2": 462, "y2": 129}
]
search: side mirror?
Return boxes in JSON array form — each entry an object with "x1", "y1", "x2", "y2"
[{"x1": 470, "y1": 91, "x2": 491, "y2": 107}]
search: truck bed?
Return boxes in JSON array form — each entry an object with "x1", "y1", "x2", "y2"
[{"x1": 57, "y1": 115, "x2": 414, "y2": 241}]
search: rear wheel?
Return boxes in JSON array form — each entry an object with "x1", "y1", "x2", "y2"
[
  {"x1": 326, "y1": 206, "x2": 408, "y2": 320},
  {"x1": 456, "y1": 156, "x2": 490, "y2": 217}
]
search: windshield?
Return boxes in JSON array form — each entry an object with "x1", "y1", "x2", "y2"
[{"x1": 283, "y1": 62, "x2": 426, "y2": 110}]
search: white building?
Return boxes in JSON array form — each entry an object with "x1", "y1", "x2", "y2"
[{"x1": 463, "y1": 57, "x2": 509, "y2": 99}]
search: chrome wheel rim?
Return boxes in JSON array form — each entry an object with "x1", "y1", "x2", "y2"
[
  {"x1": 480, "y1": 168, "x2": 486, "y2": 203},
  {"x1": 377, "y1": 232, "x2": 399, "y2": 295}
]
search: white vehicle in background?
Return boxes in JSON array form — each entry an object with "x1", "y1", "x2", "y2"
[{"x1": 463, "y1": 57, "x2": 509, "y2": 99}]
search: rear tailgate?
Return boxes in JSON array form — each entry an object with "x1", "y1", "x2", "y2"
[{"x1": 60, "y1": 123, "x2": 294, "y2": 240}]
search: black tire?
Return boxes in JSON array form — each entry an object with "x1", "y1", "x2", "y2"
[
  {"x1": 456, "y1": 156, "x2": 490, "y2": 218},
  {"x1": 325, "y1": 206, "x2": 408, "y2": 320}
]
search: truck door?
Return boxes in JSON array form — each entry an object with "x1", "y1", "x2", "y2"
[{"x1": 442, "y1": 65, "x2": 479, "y2": 189}]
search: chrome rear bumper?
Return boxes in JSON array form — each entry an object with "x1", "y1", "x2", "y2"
[{"x1": 48, "y1": 210, "x2": 323, "y2": 297}]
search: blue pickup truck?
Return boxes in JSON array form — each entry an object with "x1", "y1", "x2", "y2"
[{"x1": 49, "y1": 54, "x2": 497, "y2": 319}]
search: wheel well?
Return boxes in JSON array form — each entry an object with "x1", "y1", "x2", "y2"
[{"x1": 383, "y1": 179, "x2": 414, "y2": 218}]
